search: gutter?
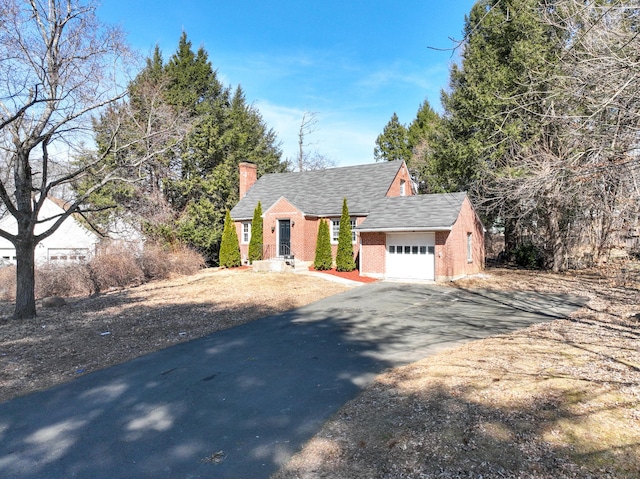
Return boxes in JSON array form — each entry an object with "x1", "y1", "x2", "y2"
[{"x1": 356, "y1": 226, "x2": 453, "y2": 233}]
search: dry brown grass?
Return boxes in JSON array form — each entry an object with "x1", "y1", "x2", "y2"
[{"x1": 273, "y1": 267, "x2": 640, "y2": 479}]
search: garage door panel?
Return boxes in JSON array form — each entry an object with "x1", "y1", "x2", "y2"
[{"x1": 386, "y1": 233, "x2": 435, "y2": 280}]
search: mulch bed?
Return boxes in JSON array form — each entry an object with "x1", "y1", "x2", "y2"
[{"x1": 310, "y1": 267, "x2": 378, "y2": 283}]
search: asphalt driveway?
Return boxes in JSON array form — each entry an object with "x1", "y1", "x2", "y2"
[{"x1": 0, "y1": 282, "x2": 585, "y2": 478}]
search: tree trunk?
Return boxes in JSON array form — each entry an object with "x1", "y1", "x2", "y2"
[
  {"x1": 547, "y1": 209, "x2": 565, "y2": 273},
  {"x1": 14, "y1": 237, "x2": 37, "y2": 319},
  {"x1": 504, "y1": 218, "x2": 518, "y2": 254}
]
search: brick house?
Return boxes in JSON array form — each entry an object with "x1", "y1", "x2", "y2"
[{"x1": 230, "y1": 160, "x2": 484, "y2": 281}]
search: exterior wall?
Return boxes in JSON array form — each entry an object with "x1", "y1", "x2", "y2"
[
  {"x1": 385, "y1": 162, "x2": 414, "y2": 197},
  {"x1": 235, "y1": 212, "x2": 366, "y2": 264},
  {"x1": 434, "y1": 231, "x2": 451, "y2": 280},
  {"x1": 235, "y1": 198, "x2": 310, "y2": 263},
  {"x1": 328, "y1": 216, "x2": 364, "y2": 265},
  {"x1": 359, "y1": 232, "x2": 386, "y2": 278},
  {"x1": 235, "y1": 221, "x2": 249, "y2": 264},
  {"x1": 435, "y1": 197, "x2": 485, "y2": 281},
  {"x1": 0, "y1": 198, "x2": 99, "y2": 265},
  {"x1": 360, "y1": 198, "x2": 485, "y2": 281}
]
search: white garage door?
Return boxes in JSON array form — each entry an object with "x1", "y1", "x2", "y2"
[{"x1": 386, "y1": 233, "x2": 435, "y2": 280}]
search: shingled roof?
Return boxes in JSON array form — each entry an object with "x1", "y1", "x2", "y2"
[
  {"x1": 231, "y1": 161, "x2": 405, "y2": 220},
  {"x1": 356, "y1": 192, "x2": 468, "y2": 231}
]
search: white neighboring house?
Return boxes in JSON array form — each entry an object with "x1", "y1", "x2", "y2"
[{"x1": 0, "y1": 197, "x2": 100, "y2": 265}]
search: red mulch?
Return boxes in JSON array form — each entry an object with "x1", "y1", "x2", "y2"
[{"x1": 310, "y1": 267, "x2": 378, "y2": 283}]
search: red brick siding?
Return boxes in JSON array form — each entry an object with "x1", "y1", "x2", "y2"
[
  {"x1": 239, "y1": 162, "x2": 257, "y2": 199},
  {"x1": 359, "y1": 232, "x2": 386, "y2": 278},
  {"x1": 236, "y1": 222, "x2": 250, "y2": 264},
  {"x1": 434, "y1": 231, "x2": 451, "y2": 280},
  {"x1": 263, "y1": 198, "x2": 306, "y2": 258},
  {"x1": 435, "y1": 197, "x2": 485, "y2": 281},
  {"x1": 386, "y1": 162, "x2": 414, "y2": 197},
  {"x1": 235, "y1": 211, "x2": 364, "y2": 263}
]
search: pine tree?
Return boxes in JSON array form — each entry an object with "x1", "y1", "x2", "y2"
[
  {"x1": 408, "y1": 99, "x2": 440, "y2": 153},
  {"x1": 81, "y1": 32, "x2": 287, "y2": 264},
  {"x1": 248, "y1": 201, "x2": 263, "y2": 262},
  {"x1": 219, "y1": 210, "x2": 241, "y2": 267},
  {"x1": 407, "y1": 99, "x2": 442, "y2": 193},
  {"x1": 435, "y1": 0, "x2": 558, "y2": 193},
  {"x1": 313, "y1": 220, "x2": 333, "y2": 270},
  {"x1": 336, "y1": 198, "x2": 356, "y2": 272},
  {"x1": 373, "y1": 113, "x2": 410, "y2": 163}
]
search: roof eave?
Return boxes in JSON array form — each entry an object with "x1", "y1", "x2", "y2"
[{"x1": 356, "y1": 226, "x2": 453, "y2": 233}]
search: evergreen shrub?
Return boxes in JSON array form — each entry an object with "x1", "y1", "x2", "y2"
[
  {"x1": 219, "y1": 210, "x2": 241, "y2": 268},
  {"x1": 314, "y1": 220, "x2": 333, "y2": 270},
  {"x1": 336, "y1": 198, "x2": 356, "y2": 272},
  {"x1": 248, "y1": 202, "x2": 263, "y2": 263}
]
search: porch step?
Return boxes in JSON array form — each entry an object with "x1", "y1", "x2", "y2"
[
  {"x1": 293, "y1": 261, "x2": 311, "y2": 272},
  {"x1": 251, "y1": 259, "x2": 311, "y2": 273}
]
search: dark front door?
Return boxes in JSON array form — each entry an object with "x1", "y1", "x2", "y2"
[{"x1": 278, "y1": 220, "x2": 291, "y2": 256}]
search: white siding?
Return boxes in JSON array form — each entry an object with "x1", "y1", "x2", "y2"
[{"x1": 0, "y1": 198, "x2": 99, "y2": 264}]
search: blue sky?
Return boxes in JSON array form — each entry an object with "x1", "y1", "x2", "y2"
[{"x1": 98, "y1": 1, "x2": 476, "y2": 167}]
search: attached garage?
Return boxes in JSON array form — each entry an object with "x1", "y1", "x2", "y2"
[
  {"x1": 385, "y1": 232, "x2": 435, "y2": 280},
  {"x1": 357, "y1": 193, "x2": 485, "y2": 282}
]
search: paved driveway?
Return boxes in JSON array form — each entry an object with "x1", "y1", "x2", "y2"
[{"x1": 0, "y1": 282, "x2": 584, "y2": 478}]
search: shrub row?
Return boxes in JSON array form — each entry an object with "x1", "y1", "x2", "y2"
[{"x1": 0, "y1": 242, "x2": 205, "y2": 301}]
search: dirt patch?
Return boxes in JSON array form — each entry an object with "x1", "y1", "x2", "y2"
[
  {"x1": 272, "y1": 267, "x2": 640, "y2": 479},
  {"x1": 0, "y1": 268, "x2": 350, "y2": 403}
]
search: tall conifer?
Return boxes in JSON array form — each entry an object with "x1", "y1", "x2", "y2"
[
  {"x1": 219, "y1": 210, "x2": 241, "y2": 267},
  {"x1": 314, "y1": 220, "x2": 333, "y2": 270},
  {"x1": 336, "y1": 198, "x2": 356, "y2": 272},
  {"x1": 248, "y1": 201, "x2": 263, "y2": 262}
]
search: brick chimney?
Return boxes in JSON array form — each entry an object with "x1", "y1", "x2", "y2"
[{"x1": 239, "y1": 162, "x2": 257, "y2": 199}]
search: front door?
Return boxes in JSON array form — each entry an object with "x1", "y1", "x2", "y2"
[{"x1": 278, "y1": 220, "x2": 291, "y2": 256}]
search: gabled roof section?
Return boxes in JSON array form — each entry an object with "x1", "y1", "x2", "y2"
[
  {"x1": 356, "y1": 192, "x2": 468, "y2": 232},
  {"x1": 231, "y1": 161, "x2": 405, "y2": 220}
]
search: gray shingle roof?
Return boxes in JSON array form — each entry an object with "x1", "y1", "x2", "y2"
[
  {"x1": 356, "y1": 192, "x2": 468, "y2": 231},
  {"x1": 231, "y1": 161, "x2": 404, "y2": 219}
]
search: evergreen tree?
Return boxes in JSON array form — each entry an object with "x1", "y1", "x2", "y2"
[
  {"x1": 408, "y1": 99, "x2": 440, "y2": 153},
  {"x1": 435, "y1": 0, "x2": 558, "y2": 193},
  {"x1": 219, "y1": 210, "x2": 241, "y2": 268},
  {"x1": 373, "y1": 113, "x2": 410, "y2": 163},
  {"x1": 407, "y1": 99, "x2": 442, "y2": 193},
  {"x1": 81, "y1": 32, "x2": 287, "y2": 265},
  {"x1": 248, "y1": 201, "x2": 263, "y2": 262},
  {"x1": 336, "y1": 198, "x2": 356, "y2": 272},
  {"x1": 313, "y1": 220, "x2": 333, "y2": 270}
]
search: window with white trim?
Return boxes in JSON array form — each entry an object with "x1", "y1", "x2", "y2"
[
  {"x1": 242, "y1": 222, "x2": 251, "y2": 244},
  {"x1": 400, "y1": 179, "x2": 406, "y2": 196},
  {"x1": 331, "y1": 218, "x2": 357, "y2": 243},
  {"x1": 467, "y1": 232, "x2": 473, "y2": 262}
]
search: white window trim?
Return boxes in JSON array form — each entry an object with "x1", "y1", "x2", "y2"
[
  {"x1": 467, "y1": 232, "x2": 473, "y2": 263},
  {"x1": 400, "y1": 179, "x2": 406, "y2": 196},
  {"x1": 242, "y1": 222, "x2": 251, "y2": 244},
  {"x1": 331, "y1": 218, "x2": 357, "y2": 244}
]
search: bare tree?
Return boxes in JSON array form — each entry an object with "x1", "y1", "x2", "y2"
[
  {"x1": 293, "y1": 111, "x2": 336, "y2": 171},
  {"x1": 485, "y1": 0, "x2": 640, "y2": 271},
  {"x1": 0, "y1": 0, "x2": 186, "y2": 318}
]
